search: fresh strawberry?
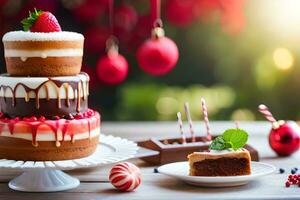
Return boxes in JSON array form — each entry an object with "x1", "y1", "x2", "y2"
[{"x1": 21, "y1": 8, "x2": 61, "y2": 32}]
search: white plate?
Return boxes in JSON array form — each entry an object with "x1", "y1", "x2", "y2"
[
  {"x1": 157, "y1": 161, "x2": 276, "y2": 187},
  {"x1": 0, "y1": 134, "x2": 138, "y2": 170}
]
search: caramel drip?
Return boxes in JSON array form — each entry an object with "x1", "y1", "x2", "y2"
[
  {"x1": 24, "y1": 92, "x2": 29, "y2": 102},
  {"x1": 55, "y1": 84, "x2": 61, "y2": 109},
  {"x1": 36, "y1": 91, "x2": 40, "y2": 109},
  {"x1": 44, "y1": 84, "x2": 50, "y2": 100},
  {"x1": 65, "y1": 83, "x2": 70, "y2": 107}
]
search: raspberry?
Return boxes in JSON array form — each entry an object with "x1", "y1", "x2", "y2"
[{"x1": 286, "y1": 181, "x2": 291, "y2": 187}]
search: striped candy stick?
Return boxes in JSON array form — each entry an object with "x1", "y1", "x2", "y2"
[
  {"x1": 258, "y1": 104, "x2": 277, "y2": 123},
  {"x1": 201, "y1": 98, "x2": 212, "y2": 141},
  {"x1": 184, "y1": 102, "x2": 196, "y2": 142},
  {"x1": 177, "y1": 112, "x2": 186, "y2": 144}
]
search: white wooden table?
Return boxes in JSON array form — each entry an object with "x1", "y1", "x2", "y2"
[{"x1": 0, "y1": 121, "x2": 298, "y2": 199}]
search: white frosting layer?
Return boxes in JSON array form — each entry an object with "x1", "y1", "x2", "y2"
[
  {"x1": 0, "y1": 127, "x2": 100, "y2": 141},
  {"x1": 0, "y1": 73, "x2": 89, "y2": 99},
  {"x1": 3, "y1": 31, "x2": 84, "y2": 42},
  {"x1": 4, "y1": 48, "x2": 83, "y2": 58},
  {"x1": 208, "y1": 148, "x2": 244, "y2": 155}
]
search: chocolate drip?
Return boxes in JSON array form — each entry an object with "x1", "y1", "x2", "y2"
[{"x1": 0, "y1": 74, "x2": 89, "y2": 114}]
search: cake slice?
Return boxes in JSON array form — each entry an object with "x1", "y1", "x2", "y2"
[
  {"x1": 188, "y1": 128, "x2": 251, "y2": 176},
  {"x1": 188, "y1": 149, "x2": 251, "y2": 176}
]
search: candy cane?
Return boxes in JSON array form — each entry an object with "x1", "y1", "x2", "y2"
[
  {"x1": 201, "y1": 98, "x2": 212, "y2": 140},
  {"x1": 184, "y1": 102, "x2": 195, "y2": 142},
  {"x1": 258, "y1": 104, "x2": 277, "y2": 123},
  {"x1": 177, "y1": 112, "x2": 186, "y2": 144}
]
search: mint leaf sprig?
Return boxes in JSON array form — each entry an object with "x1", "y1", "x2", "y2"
[{"x1": 209, "y1": 129, "x2": 248, "y2": 151}]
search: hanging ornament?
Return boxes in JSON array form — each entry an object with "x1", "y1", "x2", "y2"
[
  {"x1": 136, "y1": 0, "x2": 179, "y2": 76},
  {"x1": 258, "y1": 104, "x2": 300, "y2": 157},
  {"x1": 96, "y1": 0, "x2": 128, "y2": 85}
]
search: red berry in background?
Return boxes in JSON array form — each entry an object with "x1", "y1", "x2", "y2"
[
  {"x1": 165, "y1": 0, "x2": 198, "y2": 27},
  {"x1": 219, "y1": 0, "x2": 245, "y2": 35},
  {"x1": 96, "y1": 50, "x2": 128, "y2": 85},
  {"x1": 137, "y1": 31, "x2": 179, "y2": 76},
  {"x1": 269, "y1": 121, "x2": 300, "y2": 156},
  {"x1": 21, "y1": 9, "x2": 61, "y2": 32},
  {"x1": 72, "y1": 0, "x2": 107, "y2": 23},
  {"x1": 84, "y1": 27, "x2": 110, "y2": 54},
  {"x1": 114, "y1": 5, "x2": 138, "y2": 32},
  {"x1": 194, "y1": 0, "x2": 220, "y2": 22},
  {"x1": 82, "y1": 65, "x2": 98, "y2": 89}
]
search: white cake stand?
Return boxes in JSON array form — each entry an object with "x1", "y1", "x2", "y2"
[{"x1": 0, "y1": 134, "x2": 138, "y2": 192}]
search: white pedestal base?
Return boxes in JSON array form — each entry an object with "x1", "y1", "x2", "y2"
[{"x1": 8, "y1": 170, "x2": 80, "y2": 192}]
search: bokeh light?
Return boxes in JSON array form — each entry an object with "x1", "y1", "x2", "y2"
[{"x1": 273, "y1": 48, "x2": 294, "y2": 70}]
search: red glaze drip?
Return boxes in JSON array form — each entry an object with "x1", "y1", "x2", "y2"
[
  {"x1": 0, "y1": 110, "x2": 99, "y2": 147},
  {"x1": 31, "y1": 123, "x2": 41, "y2": 147},
  {"x1": 61, "y1": 121, "x2": 69, "y2": 142},
  {"x1": 0, "y1": 123, "x2": 4, "y2": 135}
]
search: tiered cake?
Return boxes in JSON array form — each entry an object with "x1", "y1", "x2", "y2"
[{"x1": 0, "y1": 10, "x2": 100, "y2": 161}]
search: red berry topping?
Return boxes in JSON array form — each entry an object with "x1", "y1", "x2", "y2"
[
  {"x1": 0, "y1": 113, "x2": 4, "y2": 118},
  {"x1": 21, "y1": 9, "x2": 61, "y2": 32},
  {"x1": 286, "y1": 181, "x2": 291, "y2": 187},
  {"x1": 29, "y1": 116, "x2": 37, "y2": 122},
  {"x1": 38, "y1": 116, "x2": 46, "y2": 122},
  {"x1": 14, "y1": 117, "x2": 20, "y2": 121},
  {"x1": 75, "y1": 113, "x2": 84, "y2": 119},
  {"x1": 23, "y1": 117, "x2": 30, "y2": 122}
]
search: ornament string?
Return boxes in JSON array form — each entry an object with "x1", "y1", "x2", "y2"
[
  {"x1": 201, "y1": 98, "x2": 212, "y2": 141},
  {"x1": 107, "y1": 0, "x2": 118, "y2": 55},
  {"x1": 151, "y1": 0, "x2": 162, "y2": 28},
  {"x1": 258, "y1": 104, "x2": 277, "y2": 123}
]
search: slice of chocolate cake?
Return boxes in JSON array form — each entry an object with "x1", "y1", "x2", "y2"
[
  {"x1": 188, "y1": 149, "x2": 251, "y2": 176},
  {"x1": 188, "y1": 128, "x2": 252, "y2": 176}
]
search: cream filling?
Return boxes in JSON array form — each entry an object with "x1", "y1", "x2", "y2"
[
  {"x1": 3, "y1": 31, "x2": 84, "y2": 41},
  {"x1": 4, "y1": 48, "x2": 83, "y2": 58},
  {"x1": 0, "y1": 127, "x2": 100, "y2": 141}
]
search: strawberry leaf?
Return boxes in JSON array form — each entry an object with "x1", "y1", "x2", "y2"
[{"x1": 21, "y1": 8, "x2": 43, "y2": 31}]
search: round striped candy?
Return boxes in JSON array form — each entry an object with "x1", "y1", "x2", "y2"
[{"x1": 109, "y1": 162, "x2": 141, "y2": 191}]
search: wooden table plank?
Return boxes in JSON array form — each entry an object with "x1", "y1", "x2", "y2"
[{"x1": 0, "y1": 121, "x2": 298, "y2": 199}]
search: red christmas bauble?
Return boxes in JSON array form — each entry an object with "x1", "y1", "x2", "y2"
[
  {"x1": 96, "y1": 51, "x2": 128, "y2": 85},
  {"x1": 109, "y1": 162, "x2": 141, "y2": 192},
  {"x1": 136, "y1": 35, "x2": 179, "y2": 76},
  {"x1": 269, "y1": 121, "x2": 300, "y2": 156}
]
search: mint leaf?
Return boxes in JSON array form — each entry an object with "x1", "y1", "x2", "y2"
[
  {"x1": 209, "y1": 128, "x2": 248, "y2": 151},
  {"x1": 230, "y1": 129, "x2": 248, "y2": 150},
  {"x1": 209, "y1": 136, "x2": 226, "y2": 150}
]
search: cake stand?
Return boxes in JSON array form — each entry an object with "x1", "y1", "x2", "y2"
[{"x1": 0, "y1": 134, "x2": 138, "y2": 192}]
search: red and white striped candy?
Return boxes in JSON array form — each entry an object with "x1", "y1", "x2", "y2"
[{"x1": 109, "y1": 162, "x2": 141, "y2": 192}]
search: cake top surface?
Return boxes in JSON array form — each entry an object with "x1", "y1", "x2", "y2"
[{"x1": 2, "y1": 31, "x2": 84, "y2": 42}]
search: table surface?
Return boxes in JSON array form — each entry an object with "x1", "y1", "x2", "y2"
[{"x1": 0, "y1": 121, "x2": 298, "y2": 200}]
